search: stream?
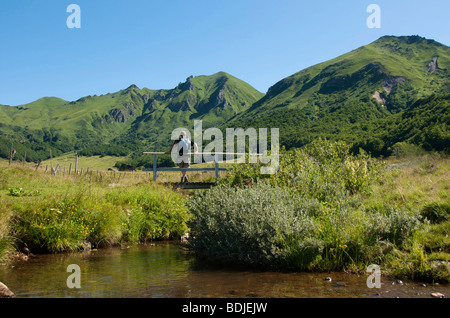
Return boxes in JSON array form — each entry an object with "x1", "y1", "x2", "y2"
[{"x1": 0, "y1": 241, "x2": 448, "y2": 298}]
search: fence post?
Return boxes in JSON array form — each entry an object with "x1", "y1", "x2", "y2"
[
  {"x1": 9, "y1": 143, "x2": 13, "y2": 166},
  {"x1": 153, "y1": 154, "x2": 157, "y2": 181},
  {"x1": 69, "y1": 163, "x2": 72, "y2": 175},
  {"x1": 215, "y1": 154, "x2": 219, "y2": 180},
  {"x1": 35, "y1": 160, "x2": 41, "y2": 171}
]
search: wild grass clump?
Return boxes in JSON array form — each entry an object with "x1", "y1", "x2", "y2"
[
  {"x1": 0, "y1": 205, "x2": 14, "y2": 263},
  {"x1": 0, "y1": 165, "x2": 190, "y2": 254}
]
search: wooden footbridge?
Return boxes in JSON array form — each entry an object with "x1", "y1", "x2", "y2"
[{"x1": 142, "y1": 152, "x2": 255, "y2": 189}]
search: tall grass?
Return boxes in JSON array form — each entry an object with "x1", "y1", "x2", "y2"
[{"x1": 0, "y1": 164, "x2": 190, "y2": 254}]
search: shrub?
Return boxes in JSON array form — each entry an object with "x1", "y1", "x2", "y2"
[
  {"x1": 366, "y1": 206, "x2": 420, "y2": 245},
  {"x1": 188, "y1": 183, "x2": 317, "y2": 268},
  {"x1": 420, "y1": 202, "x2": 450, "y2": 224}
]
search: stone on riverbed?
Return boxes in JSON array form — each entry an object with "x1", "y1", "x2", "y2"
[{"x1": 0, "y1": 282, "x2": 15, "y2": 298}]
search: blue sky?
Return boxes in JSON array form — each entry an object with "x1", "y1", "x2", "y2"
[{"x1": 1, "y1": 0, "x2": 449, "y2": 105}]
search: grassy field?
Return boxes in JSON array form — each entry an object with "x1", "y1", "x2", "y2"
[{"x1": 40, "y1": 153, "x2": 129, "y2": 171}]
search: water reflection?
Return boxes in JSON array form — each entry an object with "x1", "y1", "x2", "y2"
[{"x1": 0, "y1": 242, "x2": 448, "y2": 298}]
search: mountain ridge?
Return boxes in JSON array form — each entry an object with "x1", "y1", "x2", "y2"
[{"x1": 1, "y1": 35, "x2": 448, "y2": 164}]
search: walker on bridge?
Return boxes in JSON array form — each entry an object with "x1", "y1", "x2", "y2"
[{"x1": 142, "y1": 151, "x2": 259, "y2": 189}]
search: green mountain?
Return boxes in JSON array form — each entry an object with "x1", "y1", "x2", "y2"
[
  {"x1": 227, "y1": 35, "x2": 450, "y2": 155},
  {"x1": 1, "y1": 35, "x2": 449, "y2": 165},
  {"x1": 0, "y1": 72, "x2": 264, "y2": 162}
]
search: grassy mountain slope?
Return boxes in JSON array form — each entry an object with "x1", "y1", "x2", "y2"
[
  {"x1": 226, "y1": 35, "x2": 449, "y2": 155},
  {"x1": 0, "y1": 72, "x2": 263, "y2": 163}
]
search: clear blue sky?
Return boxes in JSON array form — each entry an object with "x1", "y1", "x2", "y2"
[{"x1": 1, "y1": 0, "x2": 449, "y2": 105}]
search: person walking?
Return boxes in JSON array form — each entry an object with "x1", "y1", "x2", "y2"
[{"x1": 168, "y1": 131, "x2": 198, "y2": 183}]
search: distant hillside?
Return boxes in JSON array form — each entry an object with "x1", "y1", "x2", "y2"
[
  {"x1": 0, "y1": 72, "x2": 264, "y2": 163},
  {"x1": 1, "y1": 35, "x2": 449, "y2": 165},
  {"x1": 226, "y1": 35, "x2": 450, "y2": 155}
]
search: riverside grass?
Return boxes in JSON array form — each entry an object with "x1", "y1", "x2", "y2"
[
  {"x1": 188, "y1": 139, "x2": 449, "y2": 283},
  {"x1": 0, "y1": 164, "x2": 190, "y2": 258}
]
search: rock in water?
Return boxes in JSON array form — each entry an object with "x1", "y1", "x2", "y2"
[
  {"x1": 431, "y1": 292, "x2": 445, "y2": 298},
  {"x1": 0, "y1": 282, "x2": 15, "y2": 298}
]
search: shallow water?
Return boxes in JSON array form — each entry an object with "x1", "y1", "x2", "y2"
[{"x1": 0, "y1": 242, "x2": 448, "y2": 298}]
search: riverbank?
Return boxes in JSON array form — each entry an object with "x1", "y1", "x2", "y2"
[
  {"x1": 0, "y1": 142, "x2": 449, "y2": 284},
  {"x1": 0, "y1": 164, "x2": 190, "y2": 258}
]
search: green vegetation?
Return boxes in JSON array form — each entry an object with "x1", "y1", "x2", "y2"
[
  {"x1": 227, "y1": 36, "x2": 450, "y2": 156},
  {"x1": 0, "y1": 164, "x2": 190, "y2": 259},
  {"x1": 0, "y1": 72, "x2": 264, "y2": 165},
  {"x1": 0, "y1": 35, "x2": 449, "y2": 284},
  {"x1": 187, "y1": 139, "x2": 450, "y2": 282}
]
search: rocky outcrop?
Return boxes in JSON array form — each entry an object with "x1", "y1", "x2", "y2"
[
  {"x1": 428, "y1": 56, "x2": 442, "y2": 74},
  {"x1": 0, "y1": 282, "x2": 15, "y2": 298},
  {"x1": 103, "y1": 102, "x2": 137, "y2": 123},
  {"x1": 382, "y1": 76, "x2": 406, "y2": 94},
  {"x1": 177, "y1": 76, "x2": 195, "y2": 92}
]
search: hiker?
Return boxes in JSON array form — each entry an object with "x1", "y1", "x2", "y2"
[{"x1": 168, "y1": 131, "x2": 198, "y2": 183}]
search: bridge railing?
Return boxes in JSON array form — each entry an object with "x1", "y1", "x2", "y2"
[{"x1": 142, "y1": 152, "x2": 263, "y2": 182}]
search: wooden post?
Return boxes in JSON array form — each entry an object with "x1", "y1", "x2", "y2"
[
  {"x1": 114, "y1": 171, "x2": 116, "y2": 182},
  {"x1": 215, "y1": 154, "x2": 219, "y2": 180},
  {"x1": 35, "y1": 160, "x2": 41, "y2": 171},
  {"x1": 69, "y1": 163, "x2": 72, "y2": 175},
  {"x1": 153, "y1": 154, "x2": 157, "y2": 181},
  {"x1": 45, "y1": 165, "x2": 48, "y2": 174},
  {"x1": 9, "y1": 142, "x2": 12, "y2": 165},
  {"x1": 23, "y1": 151, "x2": 26, "y2": 167},
  {"x1": 80, "y1": 168, "x2": 83, "y2": 176},
  {"x1": 63, "y1": 165, "x2": 66, "y2": 176}
]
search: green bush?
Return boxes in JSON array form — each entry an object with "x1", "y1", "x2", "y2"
[
  {"x1": 188, "y1": 183, "x2": 317, "y2": 268},
  {"x1": 222, "y1": 139, "x2": 387, "y2": 199},
  {"x1": 366, "y1": 206, "x2": 420, "y2": 245},
  {"x1": 187, "y1": 139, "x2": 424, "y2": 271},
  {"x1": 420, "y1": 202, "x2": 450, "y2": 224}
]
